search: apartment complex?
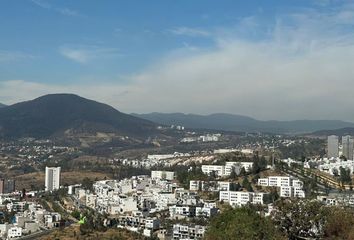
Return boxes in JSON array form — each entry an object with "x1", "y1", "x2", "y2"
[{"x1": 45, "y1": 167, "x2": 61, "y2": 192}]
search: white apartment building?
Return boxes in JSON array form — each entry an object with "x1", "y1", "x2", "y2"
[
  {"x1": 219, "y1": 191, "x2": 266, "y2": 207},
  {"x1": 151, "y1": 171, "x2": 174, "y2": 181},
  {"x1": 189, "y1": 180, "x2": 201, "y2": 191},
  {"x1": 327, "y1": 135, "x2": 339, "y2": 158},
  {"x1": 202, "y1": 162, "x2": 254, "y2": 177},
  {"x1": 258, "y1": 176, "x2": 305, "y2": 198},
  {"x1": 201, "y1": 165, "x2": 225, "y2": 177},
  {"x1": 224, "y1": 162, "x2": 254, "y2": 175},
  {"x1": 169, "y1": 205, "x2": 196, "y2": 218},
  {"x1": 45, "y1": 167, "x2": 61, "y2": 192},
  {"x1": 195, "y1": 206, "x2": 218, "y2": 218},
  {"x1": 258, "y1": 176, "x2": 292, "y2": 187},
  {"x1": 280, "y1": 186, "x2": 305, "y2": 198},
  {"x1": 7, "y1": 226, "x2": 22, "y2": 239},
  {"x1": 173, "y1": 224, "x2": 206, "y2": 240},
  {"x1": 189, "y1": 180, "x2": 230, "y2": 192}
]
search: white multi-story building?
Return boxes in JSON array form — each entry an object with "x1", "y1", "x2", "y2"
[
  {"x1": 169, "y1": 205, "x2": 196, "y2": 218},
  {"x1": 173, "y1": 224, "x2": 206, "y2": 240},
  {"x1": 219, "y1": 191, "x2": 266, "y2": 207},
  {"x1": 342, "y1": 135, "x2": 354, "y2": 160},
  {"x1": 258, "y1": 176, "x2": 305, "y2": 198},
  {"x1": 327, "y1": 135, "x2": 339, "y2": 158},
  {"x1": 224, "y1": 162, "x2": 254, "y2": 175},
  {"x1": 201, "y1": 165, "x2": 225, "y2": 177},
  {"x1": 199, "y1": 134, "x2": 219, "y2": 142},
  {"x1": 202, "y1": 162, "x2": 254, "y2": 177},
  {"x1": 45, "y1": 167, "x2": 61, "y2": 192},
  {"x1": 7, "y1": 226, "x2": 22, "y2": 238},
  {"x1": 189, "y1": 181, "x2": 230, "y2": 192},
  {"x1": 151, "y1": 171, "x2": 174, "y2": 181},
  {"x1": 258, "y1": 176, "x2": 292, "y2": 187},
  {"x1": 195, "y1": 206, "x2": 218, "y2": 218},
  {"x1": 280, "y1": 186, "x2": 305, "y2": 198}
]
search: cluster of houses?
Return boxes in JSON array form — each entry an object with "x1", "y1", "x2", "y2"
[
  {"x1": 181, "y1": 134, "x2": 221, "y2": 143},
  {"x1": 282, "y1": 156, "x2": 354, "y2": 176},
  {"x1": 0, "y1": 195, "x2": 62, "y2": 239},
  {"x1": 313, "y1": 158, "x2": 354, "y2": 175},
  {"x1": 66, "y1": 167, "x2": 307, "y2": 239},
  {"x1": 69, "y1": 171, "x2": 218, "y2": 239},
  {"x1": 112, "y1": 152, "x2": 192, "y2": 169},
  {"x1": 317, "y1": 193, "x2": 354, "y2": 207}
]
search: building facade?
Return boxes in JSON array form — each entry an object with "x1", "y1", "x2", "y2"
[
  {"x1": 327, "y1": 135, "x2": 339, "y2": 158},
  {"x1": 45, "y1": 167, "x2": 61, "y2": 191},
  {"x1": 342, "y1": 135, "x2": 354, "y2": 160}
]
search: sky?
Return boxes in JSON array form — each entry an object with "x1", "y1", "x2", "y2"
[{"x1": 1, "y1": 0, "x2": 354, "y2": 121}]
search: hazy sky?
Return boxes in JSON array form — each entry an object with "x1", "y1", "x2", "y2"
[{"x1": 1, "y1": 0, "x2": 354, "y2": 121}]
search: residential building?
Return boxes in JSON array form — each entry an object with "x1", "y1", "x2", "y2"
[
  {"x1": 7, "y1": 226, "x2": 22, "y2": 239},
  {"x1": 45, "y1": 167, "x2": 61, "y2": 191},
  {"x1": 258, "y1": 176, "x2": 305, "y2": 198},
  {"x1": 219, "y1": 191, "x2": 266, "y2": 207},
  {"x1": 201, "y1": 165, "x2": 225, "y2": 177},
  {"x1": 327, "y1": 135, "x2": 339, "y2": 158},
  {"x1": 342, "y1": 135, "x2": 354, "y2": 160},
  {"x1": 202, "y1": 162, "x2": 254, "y2": 177},
  {"x1": 151, "y1": 171, "x2": 174, "y2": 181},
  {"x1": 173, "y1": 224, "x2": 206, "y2": 240},
  {"x1": 0, "y1": 179, "x2": 15, "y2": 194},
  {"x1": 189, "y1": 181, "x2": 230, "y2": 192}
]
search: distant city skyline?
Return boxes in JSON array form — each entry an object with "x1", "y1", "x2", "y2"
[{"x1": 2, "y1": 0, "x2": 354, "y2": 121}]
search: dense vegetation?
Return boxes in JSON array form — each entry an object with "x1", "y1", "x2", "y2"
[
  {"x1": 206, "y1": 200, "x2": 354, "y2": 240},
  {"x1": 278, "y1": 138, "x2": 325, "y2": 160},
  {"x1": 205, "y1": 206, "x2": 285, "y2": 240}
]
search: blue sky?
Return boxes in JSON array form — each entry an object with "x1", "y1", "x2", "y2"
[{"x1": 1, "y1": 0, "x2": 354, "y2": 120}]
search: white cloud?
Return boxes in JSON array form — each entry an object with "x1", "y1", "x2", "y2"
[
  {"x1": 31, "y1": 0, "x2": 81, "y2": 17},
  {"x1": 3, "y1": 5, "x2": 354, "y2": 121},
  {"x1": 57, "y1": 8, "x2": 80, "y2": 17},
  {"x1": 59, "y1": 45, "x2": 121, "y2": 63},
  {"x1": 0, "y1": 51, "x2": 36, "y2": 62},
  {"x1": 169, "y1": 27, "x2": 211, "y2": 37}
]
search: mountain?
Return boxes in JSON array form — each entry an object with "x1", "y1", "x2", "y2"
[
  {"x1": 0, "y1": 103, "x2": 6, "y2": 108},
  {"x1": 311, "y1": 127, "x2": 354, "y2": 136},
  {"x1": 0, "y1": 94, "x2": 157, "y2": 139},
  {"x1": 132, "y1": 112, "x2": 354, "y2": 134}
]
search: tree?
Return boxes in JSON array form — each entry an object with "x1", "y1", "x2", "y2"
[
  {"x1": 339, "y1": 167, "x2": 351, "y2": 184},
  {"x1": 242, "y1": 177, "x2": 253, "y2": 192},
  {"x1": 230, "y1": 182, "x2": 241, "y2": 191},
  {"x1": 272, "y1": 199, "x2": 330, "y2": 239},
  {"x1": 323, "y1": 207, "x2": 354, "y2": 239},
  {"x1": 240, "y1": 167, "x2": 246, "y2": 176},
  {"x1": 263, "y1": 187, "x2": 279, "y2": 204},
  {"x1": 205, "y1": 206, "x2": 285, "y2": 240},
  {"x1": 82, "y1": 177, "x2": 94, "y2": 191},
  {"x1": 230, "y1": 167, "x2": 237, "y2": 180}
]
